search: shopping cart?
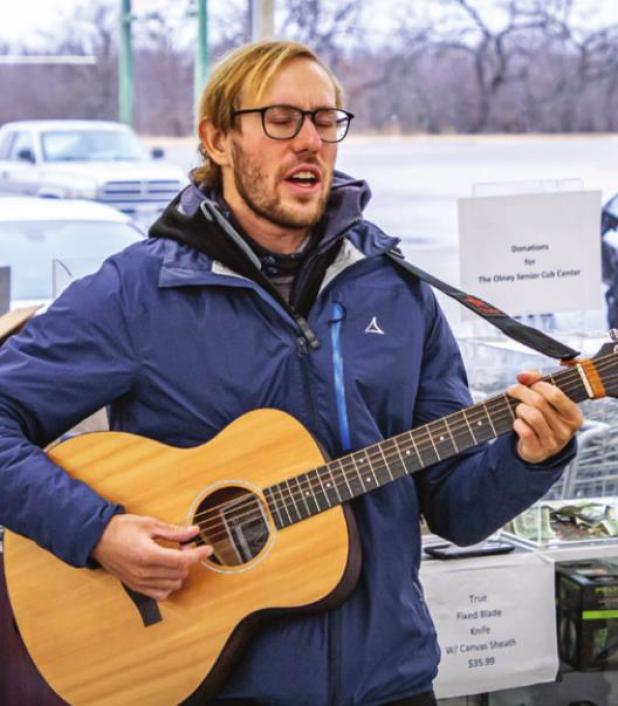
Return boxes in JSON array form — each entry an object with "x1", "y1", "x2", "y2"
[{"x1": 545, "y1": 397, "x2": 618, "y2": 500}]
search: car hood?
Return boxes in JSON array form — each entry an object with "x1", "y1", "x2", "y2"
[{"x1": 39, "y1": 160, "x2": 187, "y2": 184}]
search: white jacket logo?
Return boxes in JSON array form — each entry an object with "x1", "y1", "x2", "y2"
[{"x1": 364, "y1": 317, "x2": 385, "y2": 335}]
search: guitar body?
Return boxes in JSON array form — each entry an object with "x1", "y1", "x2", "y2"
[{"x1": 4, "y1": 409, "x2": 361, "y2": 706}]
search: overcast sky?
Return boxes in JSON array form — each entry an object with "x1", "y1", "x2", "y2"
[{"x1": 1, "y1": 0, "x2": 617, "y2": 48}]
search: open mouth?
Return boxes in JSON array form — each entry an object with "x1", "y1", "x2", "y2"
[{"x1": 284, "y1": 167, "x2": 322, "y2": 191}]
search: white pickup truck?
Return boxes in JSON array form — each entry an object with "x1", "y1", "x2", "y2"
[{"x1": 0, "y1": 120, "x2": 187, "y2": 225}]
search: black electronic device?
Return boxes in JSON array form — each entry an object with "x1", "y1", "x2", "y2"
[{"x1": 423, "y1": 540, "x2": 515, "y2": 560}]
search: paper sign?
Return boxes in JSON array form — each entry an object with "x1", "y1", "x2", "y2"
[
  {"x1": 420, "y1": 551, "x2": 558, "y2": 698},
  {"x1": 459, "y1": 191, "x2": 602, "y2": 317}
]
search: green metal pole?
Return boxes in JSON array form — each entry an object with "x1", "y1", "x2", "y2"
[
  {"x1": 194, "y1": 0, "x2": 209, "y2": 117},
  {"x1": 118, "y1": 0, "x2": 134, "y2": 126}
]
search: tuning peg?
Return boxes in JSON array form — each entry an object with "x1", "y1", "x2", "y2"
[{"x1": 609, "y1": 329, "x2": 618, "y2": 343}]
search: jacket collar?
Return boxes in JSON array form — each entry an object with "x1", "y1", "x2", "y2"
[{"x1": 151, "y1": 171, "x2": 398, "y2": 289}]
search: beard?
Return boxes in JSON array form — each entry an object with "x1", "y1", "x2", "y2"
[{"x1": 231, "y1": 142, "x2": 330, "y2": 230}]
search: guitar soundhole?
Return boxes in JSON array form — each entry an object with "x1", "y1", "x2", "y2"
[{"x1": 194, "y1": 486, "x2": 270, "y2": 567}]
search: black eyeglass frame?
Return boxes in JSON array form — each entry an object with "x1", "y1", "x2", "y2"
[{"x1": 231, "y1": 104, "x2": 355, "y2": 143}]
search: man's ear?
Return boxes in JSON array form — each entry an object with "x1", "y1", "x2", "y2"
[{"x1": 198, "y1": 118, "x2": 232, "y2": 168}]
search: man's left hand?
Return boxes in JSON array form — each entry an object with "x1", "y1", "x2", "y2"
[{"x1": 507, "y1": 370, "x2": 583, "y2": 464}]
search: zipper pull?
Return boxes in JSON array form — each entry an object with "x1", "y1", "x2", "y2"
[
  {"x1": 296, "y1": 336, "x2": 308, "y2": 358},
  {"x1": 294, "y1": 314, "x2": 320, "y2": 351}
]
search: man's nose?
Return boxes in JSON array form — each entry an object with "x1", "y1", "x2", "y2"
[{"x1": 291, "y1": 116, "x2": 323, "y2": 152}]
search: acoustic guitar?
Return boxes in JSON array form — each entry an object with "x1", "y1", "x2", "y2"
[{"x1": 4, "y1": 345, "x2": 618, "y2": 706}]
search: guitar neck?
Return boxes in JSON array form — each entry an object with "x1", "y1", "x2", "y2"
[{"x1": 264, "y1": 363, "x2": 590, "y2": 530}]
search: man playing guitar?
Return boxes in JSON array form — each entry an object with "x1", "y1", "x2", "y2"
[{"x1": 0, "y1": 41, "x2": 581, "y2": 706}]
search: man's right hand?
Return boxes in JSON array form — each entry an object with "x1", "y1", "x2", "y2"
[{"x1": 91, "y1": 514, "x2": 213, "y2": 601}]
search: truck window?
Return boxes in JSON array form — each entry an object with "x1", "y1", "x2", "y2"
[
  {"x1": 7, "y1": 132, "x2": 35, "y2": 162},
  {"x1": 0, "y1": 132, "x2": 16, "y2": 160}
]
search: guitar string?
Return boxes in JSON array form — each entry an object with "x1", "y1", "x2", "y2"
[
  {"x1": 189, "y1": 394, "x2": 521, "y2": 532},
  {"x1": 189, "y1": 363, "x2": 613, "y2": 535},
  {"x1": 191, "y1": 389, "x2": 618, "y2": 547},
  {"x1": 187, "y1": 364, "x2": 614, "y2": 539},
  {"x1": 190, "y1": 386, "x2": 601, "y2": 541},
  {"x1": 188, "y1": 362, "x2": 594, "y2": 530}
]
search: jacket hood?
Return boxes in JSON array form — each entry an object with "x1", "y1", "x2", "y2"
[
  {"x1": 147, "y1": 171, "x2": 374, "y2": 318},
  {"x1": 149, "y1": 170, "x2": 371, "y2": 259}
]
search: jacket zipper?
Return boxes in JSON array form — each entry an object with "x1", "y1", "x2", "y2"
[
  {"x1": 284, "y1": 223, "x2": 364, "y2": 352},
  {"x1": 296, "y1": 327, "x2": 343, "y2": 706},
  {"x1": 204, "y1": 199, "x2": 322, "y2": 351},
  {"x1": 327, "y1": 300, "x2": 352, "y2": 706},
  {"x1": 295, "y1": 334, "x2": 320, "y2": 457}
]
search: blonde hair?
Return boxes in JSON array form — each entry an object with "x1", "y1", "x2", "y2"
[{"x1": 194, "y1": 40, "x2": 344, "y2": 188}]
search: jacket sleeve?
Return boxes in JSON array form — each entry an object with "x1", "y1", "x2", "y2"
[
  {"x1": 412, "y1": 285, "x2": 576, "y2": 546},
  {"x1": 0, "y1": 258, "x2": 137, "y2": 566}
]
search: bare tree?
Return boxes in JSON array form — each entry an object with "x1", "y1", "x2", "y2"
[
  {"x1": 279, "y1": 0, "x2": 366, "y2": 71},
  {"x1": 1, "y1": 0, "x2": 617, "y2": 136},
  {"x1": 0, "y1": 1, "x2": 117, "y2": 124}
]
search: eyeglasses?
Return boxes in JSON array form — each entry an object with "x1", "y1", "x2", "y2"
[{"x1": 231, "y1": 104, "x2": 354, "y2": 143}]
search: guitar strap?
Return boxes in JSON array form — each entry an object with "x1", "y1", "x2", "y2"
[{"x1": 386, "y1": 249, "x2": 580, "y2": 361}]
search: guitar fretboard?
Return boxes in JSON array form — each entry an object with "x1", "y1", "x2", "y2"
[{"x1": 263, "y1": 366, "x2": 589, "y2": 529}]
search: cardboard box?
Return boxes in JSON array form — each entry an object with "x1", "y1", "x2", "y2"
[
  {"x1": 0, "y1": 307, "x2": 39, "y2": 346},
  {"x1": 556, "y1": 559, "x2": 618, "y2": 671}
]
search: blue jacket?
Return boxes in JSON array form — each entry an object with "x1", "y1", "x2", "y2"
[{"x1": 0, "y1": 175, "x2": 572, "y2": 705}]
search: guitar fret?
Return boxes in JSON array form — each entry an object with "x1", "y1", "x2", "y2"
[
  {"x1": 308, "y1": 468, "x2": 329, "y2": 510},
  {"x1": 272, "y1": 483, "x2": 293, "y2": 526},
  {"x1": 325, "y1": 462, "x2": 344, "y2": 503},
  {"x1": 462, "y1": 408, "x2": 478, "y2": 444},
  {"x1": 407, "y1": 432, "x2": 423, "y2": 466},
  {"x1": 400, "y1": 442, "x2": 417, "y2": 467},
  {"x1": 427, "y1": 426, "x2": 441, "y2": 460},
  {"x1": 468, "y1": 404, "x2": 495, "y2": 443},
  {"x1": 283, "y1": 479, "x2": 302, "y2": 523},
  {"x1": 355, "y1": 451, "x2": 371, "y2": 492},
  {"x1": 263, "y1": 487, "x2": 284, "y2": 529},
  {"x1": 393, "y1": 438, "x2": 407, "y2": 469},
  {"x1": 504, "y1": 393, "x2": 516, "y2": 422},
  {"x1": 294, "y1": 473, "x2": 312, "y2": 517},
  {"x1": 447, "y1": 410, "x2": 474, "y2": 450},
  {"x1": 290, "y1": 476, "x2": 310, "y2": 520},
  {"x1": 302, "y1": 471, "x2": 321, "y2": 514},
  {"x1": 428, "y1": 419, "x2": 457, "y2": 459},
  {"x1": 559, "y1": 371, "x2": 587, "y2": 403},
  {"x1": 378, "y1": 443, "x2": 395, "y2": 481},
  {"x1": 488, "y1": 395, "x2": 517, "y2": 435},
  {"x1": 314, "y1": 468, "x2": 333, "y2": 508},
  {"x1": 412, "y1": 427, "x2": 440, "y2": 466},
  {"x1": 385, "y1": 439, "x2": 405, "y2": 476},
  {"x1": 347, "y1": 452, "x2": 367, "y2": 496},
  {"x1": 363, "y1": 448, "x2": 380, "y2": 488},
  {"x1": 338, "y1": 457, "x2": 355, "y2": 498},
  {"x1": 396, "y1": 437, "x2": 415, "y2": 470},
  {"x1": 444, "y1": 417, "x2": 459, "y2": 453},
  {"x1": 482, "y1": 401, "x2": 497, "y2": 436},
  {"x1": 381, "y1": 438, "x2": 405, "y2": 479}
]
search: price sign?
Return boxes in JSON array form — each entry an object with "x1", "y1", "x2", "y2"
[{"x1": 420, "y1": 550, "x2": 558, "y2": 698}]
